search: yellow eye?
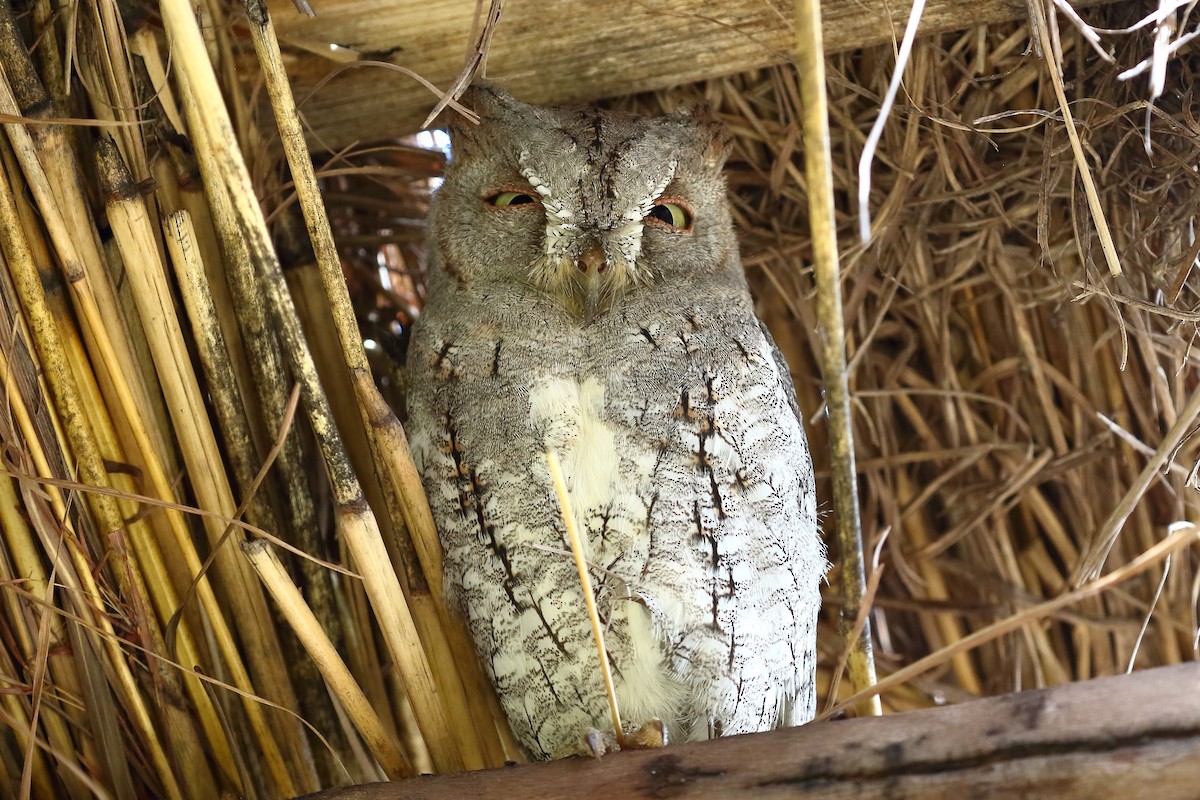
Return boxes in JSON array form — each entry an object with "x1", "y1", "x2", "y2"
[
  {"x1": 488, "y1": 191, "x2": 539, "y2": 207},
  {"x1": 647, "y1": 202, "x2": 692, "y2": 229}
]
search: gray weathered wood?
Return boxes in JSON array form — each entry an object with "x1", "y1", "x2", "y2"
[
  {"x1": 267, "y1": 0, "x2": 1121, "y2": 148},
  {"x1": 298, "y1": 662, "x2": 1200, "y2": 799}
]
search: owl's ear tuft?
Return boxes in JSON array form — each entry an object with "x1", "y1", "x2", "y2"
[
  {"x1": 674, "y1": 105, "x2": 731, "y2": 170},
  {"x1": 442, "y1": 83, "x2": 533, "y2": 158},
  {"x1": 695, "y1": 122, "x2": 733, "y2": 171},
  {"x1": 701, "y1": 124, "x2": 732, "y2": 170},
  {"x1": 460, "y1": 82, "x2": 521, "y2": 118},
  {"x1": 441, "y1": 108, "x2": 479, "y2": 161},
  {"x1": 435, "y1": 83, "x2": 507, "y2": 129}
]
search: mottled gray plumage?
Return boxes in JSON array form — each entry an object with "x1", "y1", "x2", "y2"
[{"x1": 407, "y1": 86, "x2": 825, "y2": 759}]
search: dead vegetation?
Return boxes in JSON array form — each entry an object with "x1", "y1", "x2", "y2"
[{"x1": 0, "y1": 0, "x2": 1196, "y2": 797}]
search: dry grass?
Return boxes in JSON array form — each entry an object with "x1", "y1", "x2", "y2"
[{"x1": 0, "y1": 0, "x2": 1196, "y2": 797}]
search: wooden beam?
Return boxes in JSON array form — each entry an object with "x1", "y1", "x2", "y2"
[
  {"x1": 266, "y1": 0, "x2": 1121, "y2": 149},
  {"x1": 299, "y1": 662, "x2": 1200, "y2": 799}
]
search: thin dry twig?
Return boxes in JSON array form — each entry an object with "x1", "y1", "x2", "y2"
[{"x1": 546, "y1": 450, "x2": 625, "y2": 746}]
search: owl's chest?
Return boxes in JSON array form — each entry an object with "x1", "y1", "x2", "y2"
[
  {"x1": 524, "y1": 373, "x2": 656, "y2": 560},
  {"x1": 411, "y1": 297, "x2": 779, "y2": 553}
]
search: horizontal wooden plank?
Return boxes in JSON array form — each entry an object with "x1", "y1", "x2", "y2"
[
  {"x1": 299, "y1": 662, "x2": 1200, "y2": 799},
  {"x1": 266, "y1": 0, "x2": 1120, "y2": 149}
]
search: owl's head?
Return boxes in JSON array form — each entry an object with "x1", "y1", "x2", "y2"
[{"x1": 429, "y1": 84, "x2": 738, "y2": 322}]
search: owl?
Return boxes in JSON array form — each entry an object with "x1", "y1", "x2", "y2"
[{"x1": 406, "y1": 85, "x2": 825, "y2": 760}]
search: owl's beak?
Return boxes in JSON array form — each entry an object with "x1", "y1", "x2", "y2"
[{"x1": 575, "y1": 239, "x2": 607, "y2": 322}]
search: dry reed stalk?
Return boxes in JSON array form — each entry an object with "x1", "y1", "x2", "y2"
[
  {"x1": 545, "y1": 450, "x2": 625, "y2": 746},
  {"x1": 794, "y1": 0, "x2": 882, "y2": 717},
  {"x1": 0, "y1": 240, "x2": 139, "y2": 800},
  {"x1": 0, "y1": 0, "x2": 176, "y2": 474},
  {"x1": 163, "y1": 210, "x2": 284, "y2": 558},
  {"x1": 18, "y1": 190, "x2": 244, "y2": 790},
  {"x1": 96, "y1": 136, "x2": 313, "y2": 797},
  {"x1": 156, "y1": 0, "x2": 464, "y2": 772},
  {"x1": 1073, "y1": 387, "x2": 1200, "y2": 584},
  {"x1": 176, "y1": 72, "x2": 322, "y2": 573},
  {"x1": 0, "y1": 479, "x2": 67, "y2": 800},
  {"x1": 132, "y1": 38, "x2": 264, "y2": 450},
  {"x1": 6, "y1": 63, "x2": 271, "y2": 791},
  {"x1": 0, "y1": 131, "x2": 194, "y2": 798},
  {"x1": 894, "y1": 471, "x2": 983, "y2": 694},
  {"x1": 1030, "y1": 0, "x2": 1122, "y2": 278},
  {"x1": 163, "y1": 39, "x2": 340, "y2": 759},
  {"x1": 166, "y1": 207, "x2": 353, "y2": 781},
  {"x1": 241, "y1": 0, "x2": 497, "y2": 768},
  {"x1": 826, "y1": 522, "x2": 1200, "y2": 717},
  {"x1": 243, "y1": 537, "x2": 415, "y2": 780}
]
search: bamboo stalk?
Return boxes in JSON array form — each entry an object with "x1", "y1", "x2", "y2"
[
  {"x1": 793, "y1": 0, "x2": 881, "y2": 716},
  {"x1": 0, "y1": 239, "x2": 145, "y2": 800},
  {"x1": 7, "y1": 126, "x2": 255, "y2": 796}
]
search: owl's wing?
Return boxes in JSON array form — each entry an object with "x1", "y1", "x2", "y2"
[{"x1": 758, "y1": 318, "x2": 803, "y2": 425}]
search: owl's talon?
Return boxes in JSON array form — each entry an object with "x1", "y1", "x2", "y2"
[
  {"x1": 580, "y1": 719, "x2": 665, "y2": 757},
  {"x1": 621, "y1": 718, "x2": 668, "y2": 750},
  {"x1": 582, "y1": 728, "x2": 618, "y2": 758}
]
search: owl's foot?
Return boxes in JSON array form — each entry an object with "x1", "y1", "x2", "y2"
[
  {"x1": 582, "y1": 728, "x2": 619, "y2": 758},
  {"x1": 621, "y1": 718, "x2": 668, "y2": 750},
  {"x1": 580, "y1": 719, "x2": 668, "y2": 758}
]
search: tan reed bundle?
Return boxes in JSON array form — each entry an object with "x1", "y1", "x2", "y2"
[
  {"x1": 0, "y1": 0, "x2": 1196, "y2": 797},
  {"x1": 0, "y1": 0, "x2": 515, "y2": 794}
]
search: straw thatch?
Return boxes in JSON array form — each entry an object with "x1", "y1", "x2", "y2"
[{"x1": 0, "y1": 0, "x2": 1196, "y2": 797}]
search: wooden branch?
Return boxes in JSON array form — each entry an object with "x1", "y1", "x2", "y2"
[
  {"x1": 298, "y1": 663, "x2": 1200, "y2": 799},
  {"x1": 265, "y1": 0, "x2": 1121, "y2": 149}
]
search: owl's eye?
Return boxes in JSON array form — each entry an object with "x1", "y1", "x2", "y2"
[
  {"x1": 488, "y1": 191, "x2": 540, "y2": 207},
  {"x1": 646, "y1": 202, "x2": 693, "y2": 230}
]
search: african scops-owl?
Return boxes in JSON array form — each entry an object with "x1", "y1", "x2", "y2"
[{"x1": 407, "y1": 85, "x2": 825, "y2": 759}]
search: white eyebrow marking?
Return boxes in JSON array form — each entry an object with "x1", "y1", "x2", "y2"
[
  {"x1": 614, "y1": 158, "x2": 677, "y2": 276},
  {"x1": 519, "y1": 150, "x2": 578, "y2": 286}
]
